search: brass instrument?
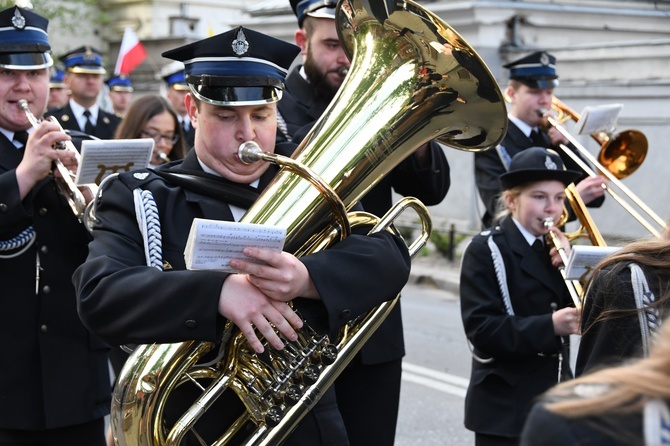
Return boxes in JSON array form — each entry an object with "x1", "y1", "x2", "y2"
[
  {"x1": 540, "y1": 97, "x2": 666, "y2": 238},
  {"x1": 543, "y1": 216, "x2": 583, "y2": 309},
  {"x1": 111, "y1": 0, "x2": 508, "y2": 444},
  {"x1": 18, "y1": 99, "x2": 92, "y2": 221}
]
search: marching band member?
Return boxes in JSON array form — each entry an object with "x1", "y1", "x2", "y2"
[
  {"x1": 0, "y1": 7, "x2": 110, "y2": 445},
  {"x1": 74, "y1": 26, "x2": 411, "y2": 445},
  {"x1": 106, "y1": 74, "x2": 134, "y2": 117},
  {"x1": 48, "y1": 68, "x2": 69, "y2": 110},
  {"x1": 460, "y1": 147, "x2": 582, "y2": 446},
  {"x1": 475, "y1": 51, "x2": 606, "y2": 228}
]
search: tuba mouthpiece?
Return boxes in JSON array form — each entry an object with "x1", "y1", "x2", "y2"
[{"x1": 337, "y1": 67, "x2": 348, "y2": 77}]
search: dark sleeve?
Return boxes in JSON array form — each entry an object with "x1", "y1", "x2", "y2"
[
  {"x1": 301, "y1": 228, "x2": 411, "y2": 333},
  {"x1": 73, "y1": 177, "x2": 227, "y2": 346},
  {"x1": 474, "y1": 148, "x2": 505, "y2": 219},
  {"x1": 559, "y1": 143, "x2": 605, "y2": 209},
  {"x1": 520, "y1": 403, "x2": 586, "y2": 446},
  {"x1": 389, "y1": 140, "x2": 450, "y2": 206},
  {"x1": 459, "y1": 237, "x2": 559, "y2": 359},
  {"x1": 575, "y1": 266, "x2": 644, "y2": 376}
]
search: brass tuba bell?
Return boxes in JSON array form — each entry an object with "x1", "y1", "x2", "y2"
[{"x1": 111, "y1": 1, "x2": 508, "y2": 445}]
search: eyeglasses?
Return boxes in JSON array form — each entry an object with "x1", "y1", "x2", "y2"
[{"x1": 141, "y1": 130, "x2": 179, "y2": 145}]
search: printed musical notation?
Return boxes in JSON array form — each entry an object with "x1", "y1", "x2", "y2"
[
  {"x1": 184, "y1": 218, "x2": 286, "y2": 272},
  {"x1": 75, "y1": 138, "x2": 154, "y2": 185}
]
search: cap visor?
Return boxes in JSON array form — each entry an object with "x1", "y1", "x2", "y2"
[{"x1": 189, "y1": 84, "x2": 282, "y2": 106}]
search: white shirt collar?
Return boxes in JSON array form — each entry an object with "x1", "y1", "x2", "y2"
[
  {"x1": 69, "y1": 99, "x2": 99, "y2": 131},
  {"x1": 0, "y1": 127, "x2": 32, "y2": 149},
  {"x1": 511, "y1": 217, "x2": 541, "y2": 246}
]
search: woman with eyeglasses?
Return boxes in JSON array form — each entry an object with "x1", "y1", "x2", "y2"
[{"x1": 114, "y1": 94, "x2": 188, "y2": 167}]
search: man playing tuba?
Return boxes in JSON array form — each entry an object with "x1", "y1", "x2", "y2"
[{"x1": 73, "y1": 26, "x2": 411, "y2": 445}]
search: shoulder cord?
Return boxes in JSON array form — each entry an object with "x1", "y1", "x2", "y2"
[
  {"x1": 495, "y1": 145, "x2": 512, "y2": 171},
  {"x1": 466, "y1": 236, "x2": 514, "y2": 364},
  {"x1": 119, "y1": 188, "x2": 163, "y2": 355},
  {"x1": 133, "y1": 188, "x2": 163, "y2": 270},
  {"x1": 0, "y1": 226, "x2": 36, "y2": 259},
  {"x1": 629, "y1": 263, "x2": 661, "y2": 357},
  {"x1": 644, "y1": 398, "x2": 670, "y2": 446},
  {"x1": 488, "y1": 235, "x2": 515, "y2": 316},
  {"x1": 276, "y1": 111, "x2": 292, "y2": 142}
]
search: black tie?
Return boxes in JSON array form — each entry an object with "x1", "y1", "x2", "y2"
[
  {"x1": 83, "y1": 110, "x2": 95, "y2": 135},
  {"x1": 13, "y1": 130, "x2": 29, "y2": 148},
  {"x1": 532, "y1": 238, "x2": 553, "y2": 270},
  {"x1": 529, "y1": 129, "x2": 545, "y2": 147},
  {"x1": 182, "y1": 119, "x2": 189, "y2": 133}
]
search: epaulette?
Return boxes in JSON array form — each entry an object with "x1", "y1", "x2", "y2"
[
  {"x1": 479, "y1": 225, "x2": 502, "y2": 237},
  {"x1": 116, "y1": 169, "x2": 160, "y2": 190}
]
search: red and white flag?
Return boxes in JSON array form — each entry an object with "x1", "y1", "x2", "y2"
[{"x1": 114, "y1": 27, "x2": 147, "y2": 75}]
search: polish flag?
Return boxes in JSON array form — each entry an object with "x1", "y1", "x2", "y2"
[{"x1": 114, "y1": 27, "x2": 147, "y2": 76}]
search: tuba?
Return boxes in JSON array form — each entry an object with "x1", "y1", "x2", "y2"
[{"x1": 111, "y1": 0, "x2": 507, "y2": 444}]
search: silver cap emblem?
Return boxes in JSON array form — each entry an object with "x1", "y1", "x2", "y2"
[
  {"x1": 232, "y1": 28, "x2": 250, "y2": 56},
  {"x1": 11, "y1": 8, "x2": 26, "y2": 30},
  {"x1": 544, "y1": 155, "x2": 557, "y2": 170},
  {"x1": 540, "y1": 52, "x2": 550, "y2": 66},
  {"x1": 133, "y1": 172, "x2": 150, "y2": 180}
]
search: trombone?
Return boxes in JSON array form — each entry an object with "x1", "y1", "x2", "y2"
[
  {"x1": 18, "y1": 99, "x2": 96, "y2": 224},
  {"x1": 541, "y1": 97, "x2": 666, "y2": 238},
  {"x1": 543, "y1": 217, "x2": 583, "y2": 309}
]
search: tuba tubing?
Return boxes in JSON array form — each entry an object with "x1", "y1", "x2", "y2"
[{"x1": 111, "y1": 0, "x2": 508, "y2": 444}]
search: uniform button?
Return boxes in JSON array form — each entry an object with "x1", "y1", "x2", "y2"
[
  {"x1": 38, "y1": 207, "x2": 48, "y2": 216},
  {"x1": 0, "y1": 203, "x2": 7, "y2": 212},
  {"x1": 339, "y1": 309, "x2": 352, "y2": 319},
  {"x1": 40, "y1": 324, "x2": 48, "y2": 333},
  {"x1": 40, "y1": 245, "x2": 48, "y2": 254},
  {"x1": 42, "y1": 285, "x2": 51, "y2": 294},
  {"x1": 185, "y1": 320, "x2": 197, "y2": 329}
]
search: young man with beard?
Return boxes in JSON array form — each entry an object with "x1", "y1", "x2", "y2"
[{"x1": 277, "y1": 1, "x2": 451, "y2": 445}]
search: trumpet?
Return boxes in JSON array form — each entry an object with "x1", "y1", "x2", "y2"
[
  {"x1": 543, "y1": 217, "x2": 583, "y2": 309},
  {"x1": 156, "y1": 151, "x2": 171, "y2": 164},
  {"x1": 18, "y1": 99, "x2": 93, "y2": 222}
]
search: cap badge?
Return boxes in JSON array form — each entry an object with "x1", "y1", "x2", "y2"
[
  {"x1": 84, "y1": 46, "x2": 95, "y2": 60},
  {"x1": 232, "y1": 28, "x2": 250, "y2": 56},
  {"x1": 540, "y1": 52, "x2": 550, "y2": 66},
  {"x1": 11, "y1": 8, "x2": 26, "y2": 30},
  {"x1": 544, "y1": 155, "x2": 558, "y2": 170},
  {"x1": 134, "y1": 172, "x2": 150, "y2": 180}
]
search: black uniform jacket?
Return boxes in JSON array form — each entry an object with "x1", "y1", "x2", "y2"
[
  {"x1": 521, "y1": 400, "x2": 646, "y2": 446},
  {"x1": 459, "y1": 216, "x2": 572, "y2": 437},
  {"x1": 73, "y1": 148, "x2": 411, "y2": 444},
  {"x1": 277, "y1": 64, "x2": 450, "y2": 365},
  {"x1": 475, "y1": 120, "x2": 604, "y2": 228},
  {"x1": 46, "y1": 102, "x2": 121, "y2": 141},
  {"x1": 576, "y1": 262, "x2": 668, "y2": 376},
  {"x1": 0, "y1": 133, "x2": 110, "y2": 430}
]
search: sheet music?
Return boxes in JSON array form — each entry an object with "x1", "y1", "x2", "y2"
[
  {"x1": 75, "y1": 138, "x2": 154, "y2": 185},
  {"x1": 184, "y1": 218, "x2": 286, "y2": 272},
  {"x1": 574, "y1": 104, "x2": 623, "y2": 135},
  {"x1": 565, "y1": 245, "x2": 621, "y2": 281}
]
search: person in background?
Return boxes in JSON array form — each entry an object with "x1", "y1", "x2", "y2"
[
  {"x1": 277, "y1": 2, "x2": 451, "y2": 444},
  {"x1": 160, "y1": 60, "x2": 195, "y2": 147},
  {"x1": 48, "y1": 67, "x2": 69, "y2": 110},
  {"x1": 520, "y1": 317, "x2": 670, "y2": 446},
  {"x1": 106, "y1": 74, "x2": 133, "y2": 117},
  {"x1": 460, "y1": 147, "x2": 582, "y2": 445},
  {"x1": 114, "y1": 94, "x2": 187, "y2": 169},
  {"x1": 73, "y1": 26, "x2": 411, "y2": 445},
  {"x1": 46, "y1": 45, "x2": 121, "y2": 140},
  {"x1": 575, "y1": 226, "x2": 670, "y2": 376},
  {"x1": 474, "y1": 51, "x2": 606, "y2": 229},
  {"x1": 0, "y1": 6, "x2": 110, "y2": 445}
]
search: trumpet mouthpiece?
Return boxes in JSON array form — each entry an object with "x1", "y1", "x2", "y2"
[{"x1": 543, "y1": 217, "x2": 554, "y2": 228}]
